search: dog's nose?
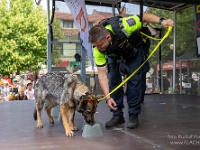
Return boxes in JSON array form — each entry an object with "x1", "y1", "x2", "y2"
[
  {"x1": 90, "y1": 122, "x2": 94, "y2": 126},
  {"x1": 87, "y1": 121, "x2": 94, "y2": 126}
]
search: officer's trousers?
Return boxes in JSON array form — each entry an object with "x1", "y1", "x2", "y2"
[{"x1": 107, "y1": 45, "x2": 144, "y2": 116}]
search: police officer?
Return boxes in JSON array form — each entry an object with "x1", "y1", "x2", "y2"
[{"x1": 89, "y1": 13, "x2": 174, "y2": 129}]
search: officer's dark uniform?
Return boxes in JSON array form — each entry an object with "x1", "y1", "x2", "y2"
[
  {"x1": 93, "y1": 15, "x2": 144, "y2": 128},
  {"x1": 140, "y1": 27, "x2": 152, "y2": 103}
]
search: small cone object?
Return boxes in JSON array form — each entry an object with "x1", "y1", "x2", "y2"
[{"x1": 82, "y1": 123, "x2": 103, "y2": 138}]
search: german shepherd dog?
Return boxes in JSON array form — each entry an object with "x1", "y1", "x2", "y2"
[{"x1": 33, "y1": 72, "x2": 98, "y2": 137}]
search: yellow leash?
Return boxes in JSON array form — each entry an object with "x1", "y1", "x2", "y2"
[
  {"x1": 98, "y1": 26, "x2": 173, "y2": 102},
  {"x1": 140, "y1": 32, "x2": 161, "y2": 41}
]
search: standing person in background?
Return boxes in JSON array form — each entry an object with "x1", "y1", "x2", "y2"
[
  {"x1": 36, "y1": 70, "x2": 45, "y2": 83},
  {"x1": 25, "y1": 71, "x2": 35, "y2": 89},
  {"x1": 0, "y1": 79, "x2": 5, "y2": 101},
  {"x1": 140, "y1": 24, "x2": 157, "y2": 103},
  {"x1": 162, "y1": 72, "x2": 170, "y2": 93},
  {"x1": 89, "y1": 13, "x2": 174, "y2": 129},
  {"x1": 16, "y1": 75, "x2": 25, "y2": 87},
  {"x1": 38, "y1": 70, "x2": 45, "y2": 78},
  {"x1": 1, "y1": 80, "x2": 10, "y2": 101}
]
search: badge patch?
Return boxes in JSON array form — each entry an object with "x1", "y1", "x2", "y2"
[{"x1": 126, "y1": 18, "x2": 136, "y2": 26}]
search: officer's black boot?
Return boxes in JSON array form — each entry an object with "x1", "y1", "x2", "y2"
[
  {"x1": 127, "y1": 114, "x2": 139, "y2": 129},
  {"x1": 105, "y1": 116, "x2": 125, "y2": 127}
]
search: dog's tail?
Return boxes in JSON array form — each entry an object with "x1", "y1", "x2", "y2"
[{"x1": 33, "y1": 107, "x2": 37, "y2": 121}]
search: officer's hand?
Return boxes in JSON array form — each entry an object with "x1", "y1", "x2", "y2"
[
  {"x1": 106, "y1": 98, "x2": 117, "y2": 110},
  {"x1": 161, "y1": 19, "x2": 174, "y2": 28}
]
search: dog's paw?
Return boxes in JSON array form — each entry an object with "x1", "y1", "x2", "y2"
[
  {"x1": 48, "y1": 116, "x2": 54, "y2": 124},
  {"x1": 71, "y1": 126, "x2": 78, "y2": 131},
  {"x1": 49, "y1": 120, "x2": 54, "y2": 124},
  {"x1": 37, "y1": 124, "x2": 43, "y2": 128},
  {"x1": 66, "y1": 131, "x2": 75, "y2": 137}
]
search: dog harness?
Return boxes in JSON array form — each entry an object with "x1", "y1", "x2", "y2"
[{"x1": 80, "y1": 92, "x2": 90, "y2": 100}]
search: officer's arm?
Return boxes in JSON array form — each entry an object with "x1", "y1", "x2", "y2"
[
  {"x1": 142, "y1": 13, "x2": 160, "y2": 24},
  {"x1": 97, "y1": 66, "x2": 117, "y2": 110},
  {"x1": 142, "y1": 13, "x2": 174, "y2": 28},
  {"x1": 97, "y1": 65, "x2": 109, "y2": 98}
]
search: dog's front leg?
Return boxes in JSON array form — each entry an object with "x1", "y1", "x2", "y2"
[
  {"x1": 35, "y1": 102, "x2": 43, "y2": 128},
  {"x1": 60, "y1": 104, "x2": 74, "y2": 137},
  {"x1": 68, "y1": 107, "x2": 78, "y2": 131}
]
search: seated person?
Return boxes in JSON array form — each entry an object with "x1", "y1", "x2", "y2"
[
  {"x1": 15, "y1": 87, "x2": 28, "y2": 100},
  {"x1": 9, "y1": 78, "x2": 19, "y2": 101},
  {"x1": 24, "y1": 80, "x2": 35, "y2": 100}
]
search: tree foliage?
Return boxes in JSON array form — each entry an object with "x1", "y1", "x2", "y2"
[
  {"x1": 51, "y1": 18, "x2": 64, "y2": 65},
  {"x1": 0, "y1": 0, "x2": 47, "y2": 75}
]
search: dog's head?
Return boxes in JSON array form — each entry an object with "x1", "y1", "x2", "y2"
[{"x1": 77, "y1": 92, "x2": 98, "y2": 125}]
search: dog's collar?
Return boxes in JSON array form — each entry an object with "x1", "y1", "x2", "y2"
[{"x1": 80, "y1": 92, "x2": 90, "y2": 100}]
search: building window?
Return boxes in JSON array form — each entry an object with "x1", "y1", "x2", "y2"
[
  {"x1": 88, "y1": 22, "x2": 94, "y2": 30},
  {"x1": 54, "y1": 43, "x2": 64, "y2": 55},
  {"x1": 63, "y1": 20, "x2": 73, "y2": 28},
  {"x1": 73, "y1": 23, "x2": 78, "y2": 29}
]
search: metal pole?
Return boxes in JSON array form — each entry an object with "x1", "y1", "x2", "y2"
[
  {"x1": 158, "y1": 29, "x2": 163, "y2": 94},
  {"x1": 47, "y1": 0, "x2": 52, "y2": 72},
  {"x1": 160, "y1": 61, "x2": 163, "y2": 93},
  {"x1": 179, "y1": 60, "x2": 182, "y2": 94},
  {"x1": 81, "y1": 46, "x2": 86, "y2": 84},
  {"x1": 78, "y1": 32, "x2": 86, "y2": 84},
  {"x1": 172, "y1": 10, "x2": 177, "y2": 93},
  {"x1": 112, "y1": 3, "x2": 115, "y2": 17}
]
